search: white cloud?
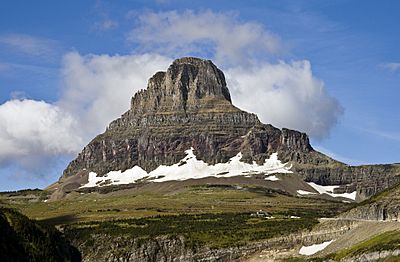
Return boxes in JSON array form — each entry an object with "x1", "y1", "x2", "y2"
[
  {"x1": 0, "y1": 10, "x2": 344, "y2": 182},
  {"x1": 59, "y1": 52, "x2": 171, "y2": 138},
  {"x1": 0, "y1": 34, "x2": 57, "y2": 58},
  {"x1": 0, "y1": 53, "x2": 341, "y2": 179},
  {"x1": 226, "y1": 61, "x2": 343, "y2": 139},
  {"x1": 0, "y1": 99, "x2": 82, "y2": 165},
  {"x1": 380, "y1": 62, "x2": 400, "y2": 72},
  {"x1": 124, "y1": 9, "x2": 342, "y2": 138},
  {"x1": 0, "y1": 53, "x2": 171, "y2": 177},
  {"x1": 128, "y1": 10, "x2": 281, "y2": 64},
  {"x1": 57, "y1": 53, "x2": 341, "y2": 140}
]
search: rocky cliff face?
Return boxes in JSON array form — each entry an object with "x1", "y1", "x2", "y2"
[
  {"x1": 57, "y1": 57, "x2": 400, "y2": 200},
  {"x1": 296, "y1": 164, "x2": 400, "y2": 200},
  {"x1": 68, "y1": 220, "x2": 356, "y2": 262},
  {"x1": 62, "y1": 57, "x2": 325, "y2": 178},
  {"x1": 341, "y1": 181, "x2": 400, "y2": 221}
]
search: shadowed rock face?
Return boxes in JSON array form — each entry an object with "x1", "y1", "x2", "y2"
[{"x1": 58, "y1": 57, "x2": 400, "y2": 200}]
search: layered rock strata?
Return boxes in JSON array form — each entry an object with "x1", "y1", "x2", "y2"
[{"x1": 58, "y1": 57, "x2": 400, "y2": 200}]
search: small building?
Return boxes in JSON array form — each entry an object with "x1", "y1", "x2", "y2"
[{"x1": 252, "y1": 210, "x2": 270, "y2": 217}]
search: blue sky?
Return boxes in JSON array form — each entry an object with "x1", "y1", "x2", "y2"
[{"x1": 0, "y1": 0, "x2": 399, "y2": 191}]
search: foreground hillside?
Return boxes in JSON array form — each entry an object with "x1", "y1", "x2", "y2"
[
  {"x1": 2, "y1": 185, "x2": 400, "y2": 261},
  {"x1": 0, "y1": 187, "x2": 345, "y2": 261},
  {"x1": 0, "y1": 207, "x2": 80, "y2": 262}
]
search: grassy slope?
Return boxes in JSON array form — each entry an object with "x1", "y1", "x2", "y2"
[
  {"x1": 1, "y1": 185, "x2": 350, "y2": 253},
  {"x1": 65, "y1": 213, "x2": 318, "y2": 250},
  {"x1": 358, "y1": 182, "x2": 400, "y2": 206},
  {"x1": 1, "y1": 185, "x2": 349, "y2": 224},
  {"x1": 323, "y1": 230, "x2": 400, "y2": 261},
  {"x1": 281, "y1": 230, "x2": 400, "y2": 262}
]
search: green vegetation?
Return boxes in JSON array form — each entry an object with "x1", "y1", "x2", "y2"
[
  {"x1": 325, "y1": 230, "x2": 400, "y2": 261},
  {"x1": 0, "y1": 207, "x2": 80, "y2": 262},
  {"x1": 282, "y1": 258, "x2": 307, "y2": 262},
  {"x1": 64, "y1": 213, "x2": 318, "y2": 249},
  {"x1": 0, "y1": 185, "x2": 350, "y2": 256},
  {"x1": 0, "y1": 188, "x2": 43, "y2": 196},
  {"x1": 2, "y1": 185, "x2": 348, "y2": 224}
]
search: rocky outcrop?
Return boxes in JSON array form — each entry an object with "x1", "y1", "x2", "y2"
[
  {"x1": 340, "y1": 249, "x2": 400, "y2": 262},
  {"x1": 68, "y1": 220, "x2": 357, "y2": 262},
  {"x1": 295, "y1": 164, "x2": 400, "y2": 200},
  {"x1": 57, "y1": 57, "x2": 400, "y2": 200},
  {"x1": 343, "y1": 203, "x2": 400, "y2": 221},
  {"x1": 341, "y1": 183, "x2": 400, "y2": 221}
]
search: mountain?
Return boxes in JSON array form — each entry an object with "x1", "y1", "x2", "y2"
[{"x1": 51, "y1": 57, "x2": 400, "y2": 201}]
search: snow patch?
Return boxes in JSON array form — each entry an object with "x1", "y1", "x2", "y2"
[
  {"x1": 297, "y1": 190, "x2": 316, "y2": 195},
  {"x1": 307, "y1": 182, "x2": 357, "y2": 201},
  {"x1": 299, "y1": 240, "x2": 334, "y2": 256},
  {"x1": 265, "y1": 175, "x2": 279, "y2": 181},
  {"x1": 81, "y1": 148, "x2": 292, "y2": 188}
]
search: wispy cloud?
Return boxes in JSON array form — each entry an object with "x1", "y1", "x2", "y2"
[
  {"x1": 125, "y1": 10, "x2": 342, "y2": 139},
  {"x1": 92, "y1": 0, "x2": 119, "y2": 32},
  {"x1": 94, "y1": 19, "x2": 119, "y2": 31},
  {"x1": 9, "y1": 91, "x2": 28, "y2": 100},
  {"x1": 0, "y1": 33, "x2": 57, "y2": 58},
  {"x1": 361, "y1": 127, "x2": 400, "y2": 142},
  {"x1": 380, "y1": 62, "x2": 400, "y2": 72},
  {"x1": 0, "y1": 62, "x2": 10, "y2": 72},
  {"x1": 127, "y1": 10, "x2": 282, "y2": 65},
  {"x1": 312, "y1": 145, "x2": 364, "y2": 166}
]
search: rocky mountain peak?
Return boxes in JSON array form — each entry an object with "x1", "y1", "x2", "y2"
[
  {"x1": 130, "y1": 57, "x2": 233, "y2": 116},
  {"x1": 51, "y1": 57, "x2": 400, "y2": 203},
  {"x1": 59, "y1": 56, "x2": 344, "y2": 197}
]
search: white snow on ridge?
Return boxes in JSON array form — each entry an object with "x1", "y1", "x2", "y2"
[
  {"x1": 297, "y1": 190, "x2": 316, "y2": 195},
  {"x1": 81, "y1": 148, "x2": 292, "y2": 188},
  {"x1": 299, "y1": 240, "x2": 334, "y2": 256},
  {"x1": 265, "y1": 175, "x2": 279, "y2": 181},
  {"x1": 307, "y1": 182, "x2": 357, "y2": 201}
]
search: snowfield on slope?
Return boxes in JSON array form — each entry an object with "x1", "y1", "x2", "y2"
[
  {"x1": 307, "y1": 182, "x2": 357, "y2": 201},
  {"x1": 299, "y1": 240, "x2": 334, "y2": 256},
  {"x1": 297, "y1": 183, "x2": 357, "y2": 201},
  {"x1": 81, "y1": 148, "x2": 292, "y2": 188}
]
